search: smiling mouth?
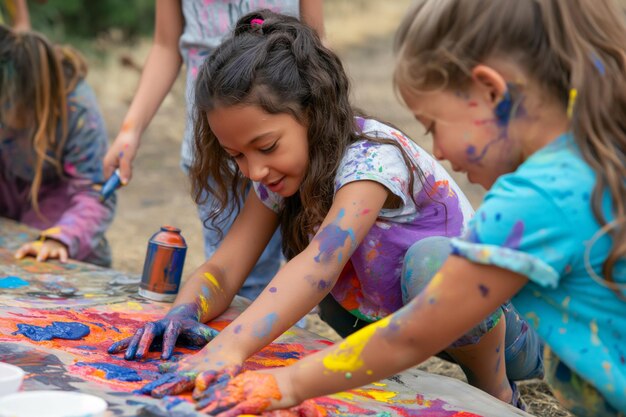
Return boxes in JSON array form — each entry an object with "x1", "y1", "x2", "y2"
[{"x1": 266, "y1": 177, "x2": 284, "y2": 187}]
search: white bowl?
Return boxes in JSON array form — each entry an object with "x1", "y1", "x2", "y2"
[
  {"x1": 0, "y1": 391, "x2": 107, "y2": 417},
  {"x1": 0, "y1": 362, "x2": 25, "y2": 396}
]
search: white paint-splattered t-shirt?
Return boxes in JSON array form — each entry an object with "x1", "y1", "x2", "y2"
[
  {"x1": 254, "y1": 117, "x2": 474, "y2": 321},
  {"x1": 451, "y1": 133, "x2": 626, "y2": 412}
]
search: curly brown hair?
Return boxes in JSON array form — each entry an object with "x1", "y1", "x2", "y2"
[{"x1": 190, "y1": 9, "x2": 424, "y2": 259}]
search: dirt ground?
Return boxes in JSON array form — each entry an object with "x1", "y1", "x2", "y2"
[{"x1": 86, "y1": 2, "x2": 571, "y2": 416}]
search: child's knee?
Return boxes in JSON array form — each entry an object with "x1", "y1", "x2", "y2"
[{"x1": 401, "y1": 236, "x2": 452, "y2": 304}]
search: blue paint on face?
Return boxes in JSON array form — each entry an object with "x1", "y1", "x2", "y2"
[
  {"x1": 12, "y1": 321, "x2": 90, "y2": 341},
  {"x1": 269, "y1": 287, "x2": 277, "y2": 293},
  {"x1": 76, "y1": 362, "x2": 142, "y2": 382},
  {"x1": 478, "y1": 284, "x2": 490, "y2": 297},
  {"x1": 0, "y1": 276, "x2": 29, "y2": 288}
]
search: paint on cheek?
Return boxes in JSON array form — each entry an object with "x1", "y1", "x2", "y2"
[
  {"x1": 234, "y1": 324, "x2": 243, "y2": 334},
  {"x1": 269, "y1": 287, "x2": 277, "y2": 293},
  {"x1": 322, "y1": 315, "x2": 392, "y2": 372}
]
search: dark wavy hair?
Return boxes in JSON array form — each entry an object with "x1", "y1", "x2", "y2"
[
  {"x1": 190, "y1": 9, "x2": 422, "y2": 259},
  {"x1": 394, "y1": 0, "x2": 626, "y2": 294}
]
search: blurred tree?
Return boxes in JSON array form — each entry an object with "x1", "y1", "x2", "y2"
[{"x1": 28, "y1": 0, "x2": 155, "y2": 41}]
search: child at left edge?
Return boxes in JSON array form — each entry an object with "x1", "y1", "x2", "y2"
[{"x1": 0, "y1": 26, "x2": 115, "y2": 267}]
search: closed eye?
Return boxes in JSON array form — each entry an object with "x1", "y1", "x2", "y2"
[{"x1": 260, "y1": 141, "x2": 278, "y2": 154}]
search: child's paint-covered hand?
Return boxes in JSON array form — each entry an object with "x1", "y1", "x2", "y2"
[
  {"x1": 14, "y1": 239, "x2": 69, "y2": 263},
  {"x1": 193, "y1": 370, "x2": 320, "y2": 417},
  {"x1": 107, "y1": 303, "x2": 218, "y2": 360}
]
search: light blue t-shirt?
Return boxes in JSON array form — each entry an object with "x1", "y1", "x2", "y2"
[{"x1": 451, "y1": 133, "x2": 626, "y2": 412}]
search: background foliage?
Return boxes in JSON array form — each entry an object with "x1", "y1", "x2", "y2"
[{"x1": 29, "y1": 0, "x2": 155, "y2": 42}]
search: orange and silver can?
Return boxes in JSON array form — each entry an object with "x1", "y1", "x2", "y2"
[{"x1": 139, "y1": 226, "x2": 187, "y2": 302}]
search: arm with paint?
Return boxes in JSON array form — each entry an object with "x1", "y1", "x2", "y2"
[
  {"x1": 197, "y1": 257, "x2": 528, "y2": 415},
  {"x1": 15, "y1": 81, "x2": 115, "y2": 264},
  {"x1": 108, "y1": 189, "x2": 281, "y2": 362},
  {"x1": 137, "y1": 180, "x2": 389, "y2": 399},
  {"x1": 102, "y1": 0, "x2": 184, "y2": 183}
]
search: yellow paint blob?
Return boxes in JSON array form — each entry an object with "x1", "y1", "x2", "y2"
[
  {"x1": 372, "y1": 382, "x2": 386, "y2": 387},
  {"x1": 41, "y1": 227, "x2": 62, "y2": 237},
  {"x1": 203, "y1": 272, "x2": 222, "y2": 291},
  {"x1": 322, "y1": 315, "x2": 391, "y2": 372},
  {"x1": 355, "y1": 389, "x2": 397, "y2": 403},
  {"x1": 111, "y1": 301, "x2": 144, "y2": 312},
  {"x1": 197, "y1": 295, "x2": 210, "y2": 316}
]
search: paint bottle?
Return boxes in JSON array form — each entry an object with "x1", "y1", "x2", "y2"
[
  {"x1": 100, "y1": 169, "x2": 123, "y2": 202},
  {"x1": 139, "y1": 226, "x2": 187, "y2": 302}
]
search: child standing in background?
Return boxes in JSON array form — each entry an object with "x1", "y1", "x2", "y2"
[
  {"x1": 0, "y1": 0, "x2": 30, "y2": 31},
  {"x1": 0, "y1": 26, "x2": 115, "y2": 267},
  {"x1": 102, "y1": 0, "x2": 325, "y2": 300},
  {"x1": 191, "y1": 1, "x2": 626, "y2": 416},
  {"x1": 109, "y1": 10, "x2": 542, "y2": 409}
]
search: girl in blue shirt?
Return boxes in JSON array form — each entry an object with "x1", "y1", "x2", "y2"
[{"x1": 195, "y1": 0, "x2": 626, "y2": 416}]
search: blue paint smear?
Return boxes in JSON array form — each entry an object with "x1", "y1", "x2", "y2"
[
  {"x1": 13, "y1": 321, "x2": 90, "y2": 341},
  {"x1": 253, "y1": 312, "x2": 278, "y2": 338},
  {"x1": 76, "y1": 345, "x2": 98, "y2": 351},
  {"x1": 0, "y1": 276, "x2": 29, "y2": 288},
  {"x1": 76, "y1": 362, "x2": 142, "y2": 382}
]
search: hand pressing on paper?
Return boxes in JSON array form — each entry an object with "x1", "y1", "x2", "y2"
[
  {"x1": 108, "y1": 303, "x2": 218, "y2": 360},
  {"x1": 194, "y1": 369, "x2": 322, "y2": 417}
]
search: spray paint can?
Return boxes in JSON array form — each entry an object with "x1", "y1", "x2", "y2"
[{"x1": 139, "y1": 226, "x2": 187, "y2": 302}]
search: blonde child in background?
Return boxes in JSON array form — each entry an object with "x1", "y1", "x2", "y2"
[
  {"x1": 0, "y1": 26, "x2": 115, "y2": 266},
  {"x1": 108, "y1": 9, "x2": 543, "y2": 411},
  {"x1": 190, "y1": 1, "x2": 626, "y2": 416}
]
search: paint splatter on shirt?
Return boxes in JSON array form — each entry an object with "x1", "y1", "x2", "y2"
[
  {"x1": 451, "y1": 133, "x2": 626, "y2": 412},
  {"x1": 253, "y1": 117, "x2": 474, "y2": 321},
  {"x1": 179, "y1": 0, "x2": 299, "y2": 166},
  {"x1": 0, "y1": 80, "x2": 115, "y2": 266}
]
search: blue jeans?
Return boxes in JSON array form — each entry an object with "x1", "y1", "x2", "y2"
[{"x1": 182, "y1": 162, "x2": 283, "y2": 300}]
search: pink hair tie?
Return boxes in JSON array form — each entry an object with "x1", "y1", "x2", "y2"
[{"x1": 251, "y1": 18, "x2": 264, "y2": 27}]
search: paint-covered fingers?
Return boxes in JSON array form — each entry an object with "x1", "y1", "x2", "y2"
[
  {"x1": 134, "y1": 371, "x2": 193, "y2": 397},
  {"x1": 192, "y1": 364, "x2": 242, "y2": 400},
  {"x1": 283, "y1": 400, "x2": 325, "y2": 417},
  {"x1": 196, "y1": 371, "x2": 282, "y2": 415},
  {"x1": 150, "y1": 372, "x2": 198, "y2": 398},
  {"x1": 107, "y1": 336, "x2": 131, "y2": 354},
  {"x1": 184, "y1": 322, "x2": 219, "y2": 346},
  {"x1": 123, "y1": 327, "x2": 145, "y2": 360},
  {"x1": 134, "y1": 321, "x2": 162, "y2": 359},
  {"x1": 161, "y1": 320, "x2": 183, "y2": 360},
  {"x1": 14, "y1": 239, "x2": 68, "y2": 263}
]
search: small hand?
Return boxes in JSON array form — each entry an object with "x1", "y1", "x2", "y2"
[
  {"x1": 194, "y1": 370, "x2": 303, "y2": 417},
  {"x1": 107, "y1": 303, "x2": 218, "y2": 360},
  {"x1": 135, "y1": 357, "x2": 241, "y2": 398},
  {"x1": 15, "y1": 239, "x2": 69, "y2": 263},
  {"x1": 103, "y1": 128, "x2": 140, "y2": 184}
]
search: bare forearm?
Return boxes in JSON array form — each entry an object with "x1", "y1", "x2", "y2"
[
  {"x1": 209, "y1": 253, "x2": 337, "y2": 362},
  {"x1": 121, "y1": 45, "x2": 182, "y2": 137}
]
